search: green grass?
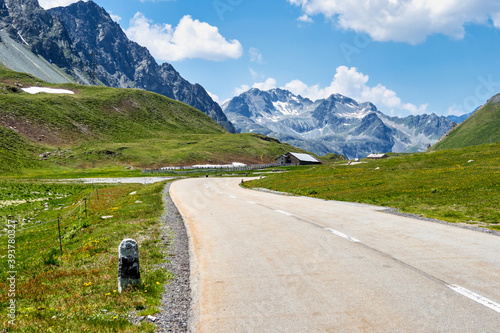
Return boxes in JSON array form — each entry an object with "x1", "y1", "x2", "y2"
[
  {"x1": 0, "y1": 68, "x2": 45, "y2": 87},
  {"x1": 0, "y1": 67, "x2": 305, "y2": 175},
  {"x1": 0, "y1": 67, "x2": 225, "y2": 142},
  {"x1": 47, "y1": 133, "x2": 303, "y2": 169},
  {"x1": 0, "y1": 179, "x2": 173, "y2": 331},
  {"x1": 15, "y1": 166, "x2": 145, "y2": 180},
  {"x1": 432, "y1": 94, "x2": 500, "y2": 150},
  {"x1": 0, "y1": 126, "x2": 43, "y2": 173},
  {"x1": 244, "y1": 143, "x2": 500, "y2": 229}
]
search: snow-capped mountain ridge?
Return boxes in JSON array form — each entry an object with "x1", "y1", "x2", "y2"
[{"x1": 223, "y1": 88, "x2": 454, "y2": 158}]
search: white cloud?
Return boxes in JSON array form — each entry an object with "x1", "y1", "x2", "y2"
[
  {"x1": 447, "y1": 105, "x2": 463, "y2": 116},
  {"x1": 282, "y1": 66, "x2": 427, "y2": 115},
  {"x1": 282, "y1": 79, "x2": 325, "y2": 101},
  {"x1": 234, "y1": 78, "x2": 277, "y2": 96},
  {"x1": 109, "y1": 12, "x2": 122, "y2": 23},
  {"x1": 38, "y1": 0, "x2": 82, "y2": 9},
  {"x1": 288, "y1": 0, "x2": 500, "y2": 44},
  {"x1": 125, "y1": 13, "x2": 243, "y2": 62},
  {"x1": 491, "y1": 12, "x2": 500, "y2": 28},
  {"x1": 207, "y1": 91, "x2": 220, "y2": 104},
  {"x1": 297, "y1": 14, "x2": 314, "y2": 23},
  {"x1": 233, "y1": 68, "x2": 426, "y2": 115},
  {"x1": 253, "y1": 78, "x2": 277, "y2": 91},
  {"x1": 249, "y1": 47, "x2": 264, "y2": 64},
  {"x1": 234, "y1": 84, "x2": 251, "y2": 96},
  {"x1": 249, "y1": 68, "x2": 260, "y2": 79}
]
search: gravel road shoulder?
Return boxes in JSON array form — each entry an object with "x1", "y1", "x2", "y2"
[{"x1": 154, "y1": 182, "x2": 191, "y2": 332}]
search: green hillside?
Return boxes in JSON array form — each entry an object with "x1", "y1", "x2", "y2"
[
  {"x1": 432, "y1": 94, "x2": 500, "y2": 150},
  {"x1": 0, "y1": 126, "x2": 41, "y2": 172},
  {"x1": 0, "y1": 67, "x2": 300, "y2": 174}
]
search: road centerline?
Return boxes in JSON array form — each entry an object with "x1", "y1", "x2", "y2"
[
  {"x1": 274, "y1": 209, "x2": 293, "y2": 216},
  {"x1": 448, "y1": 285, "x2": 500, "y2": 314},
  {"x1": 325, "y1": 228, "x2": 361, "y2": 243}
]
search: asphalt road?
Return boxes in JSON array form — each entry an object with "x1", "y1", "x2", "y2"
[{"x1": 170, "y1": 177, "x2": 500, "y2": 332}]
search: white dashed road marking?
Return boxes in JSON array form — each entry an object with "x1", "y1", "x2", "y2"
[
  {"x1": 325, "y1": 228, "x2": 360, "y2": 243},
  {"x1": 275, "y1": 210, "x2": 293, "y2": 216},
  {"x1": 448, "y1": 285, "x2": 500, "y2": 314}
]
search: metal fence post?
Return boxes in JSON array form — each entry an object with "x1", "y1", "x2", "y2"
[{"x1": 57, "y1": 218, "x2": 63, "y2": 255}]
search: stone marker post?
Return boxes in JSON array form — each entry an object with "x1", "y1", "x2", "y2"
[{"x1": 118, "y1": 239, "x2": 141, "y2": 293}]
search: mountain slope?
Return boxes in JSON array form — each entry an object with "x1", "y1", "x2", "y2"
[
  {"x1": 0, "y1": 29, "x2": 75, "y2": 83},
  {"x1": 0, "y1": 0, "x2": 84, "y2": 76},
  {"x1": 223, "y1": 88, "x2": 454, "y2": 158},
  {"x1": 0, "y1": 68, "x2": 226, "y2": 144},
  {"x1": 0, "y1": 67, "x2": 296, "y2": 173},
  {"x1": 0, "y1": 125, "x2": 41, "y2": 172},
  {"x1": 48, "y1": 1, "x2": 235, "y2": 133},
  {"x1": 431, "y1": 94, "x2": 500, "y2": 150},
  {"x1": 0, "y1": 0, "x2": 235, "y2": 132}
]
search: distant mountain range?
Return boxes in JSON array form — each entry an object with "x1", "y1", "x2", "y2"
[
  {"x1": 446, "y1": 110, "x2": 476, "y2": 124},
  {"x1": 0, "y1": 0, "x2": 235, "y2": 132},
  {"x1": 222, "y1": 88, "x2": 456, "y2": 158}
]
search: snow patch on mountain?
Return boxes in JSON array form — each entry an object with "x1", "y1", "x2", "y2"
[{"x1": 22, "y1": 87, "x2": 74, "y2": 94}]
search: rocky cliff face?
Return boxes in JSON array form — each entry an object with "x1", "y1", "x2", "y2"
[
  {"x1": 223, "y1": 88, "x2": 455, "y2": 158},
  {"x1": 0, "y1": 0, "x2": 235, "y2": 132},
  {"x1": 0, "y1": 0, "x2": 83, "y2": 74},
  {"x1": 49, "y1": 1, "x2": 235, "y2": 132}
]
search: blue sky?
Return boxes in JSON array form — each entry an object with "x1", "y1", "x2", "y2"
[{"x1": 39, "y1": 0, "x2": 500, "y2": 117}]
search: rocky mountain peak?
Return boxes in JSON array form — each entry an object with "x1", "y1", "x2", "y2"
[
  {"x1": 0, "y1": 1, "x2": 8, "y2": 19},
  {"x1": 51, "y1": 1, "x2": 124, "y2": 50},
  {"x1": 0, "y1": 0, "x2": 82, "y2": 72},
  {"x1": 47, "y1": 0, "x2": 235, "y2": 132},
  {"x1": 5, "y1": 0, "x2": 41, "y2": 11},
  {"x1": 324, "y1": 93, "x2": 359, "y2": 107},
  {"x1": 359, "y1": 102, "x2": 378, "y2": 112},
  {"x1": 223, "y1": 88, "x2": 454, "y2": 157},
  {"x1": 0, "y1": 0, "x2": 235, "y2": 132}
]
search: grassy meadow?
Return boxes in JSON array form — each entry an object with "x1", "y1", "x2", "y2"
[
  {"x1": 0, "y1": 179, "x2": 172, "y2": 332},
  {"x1": 244, "y1": 143, "x2": 500, "y2": 229},
  {"x1": 0, "y1": 67, "x2": 302, "y2": 175}
]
